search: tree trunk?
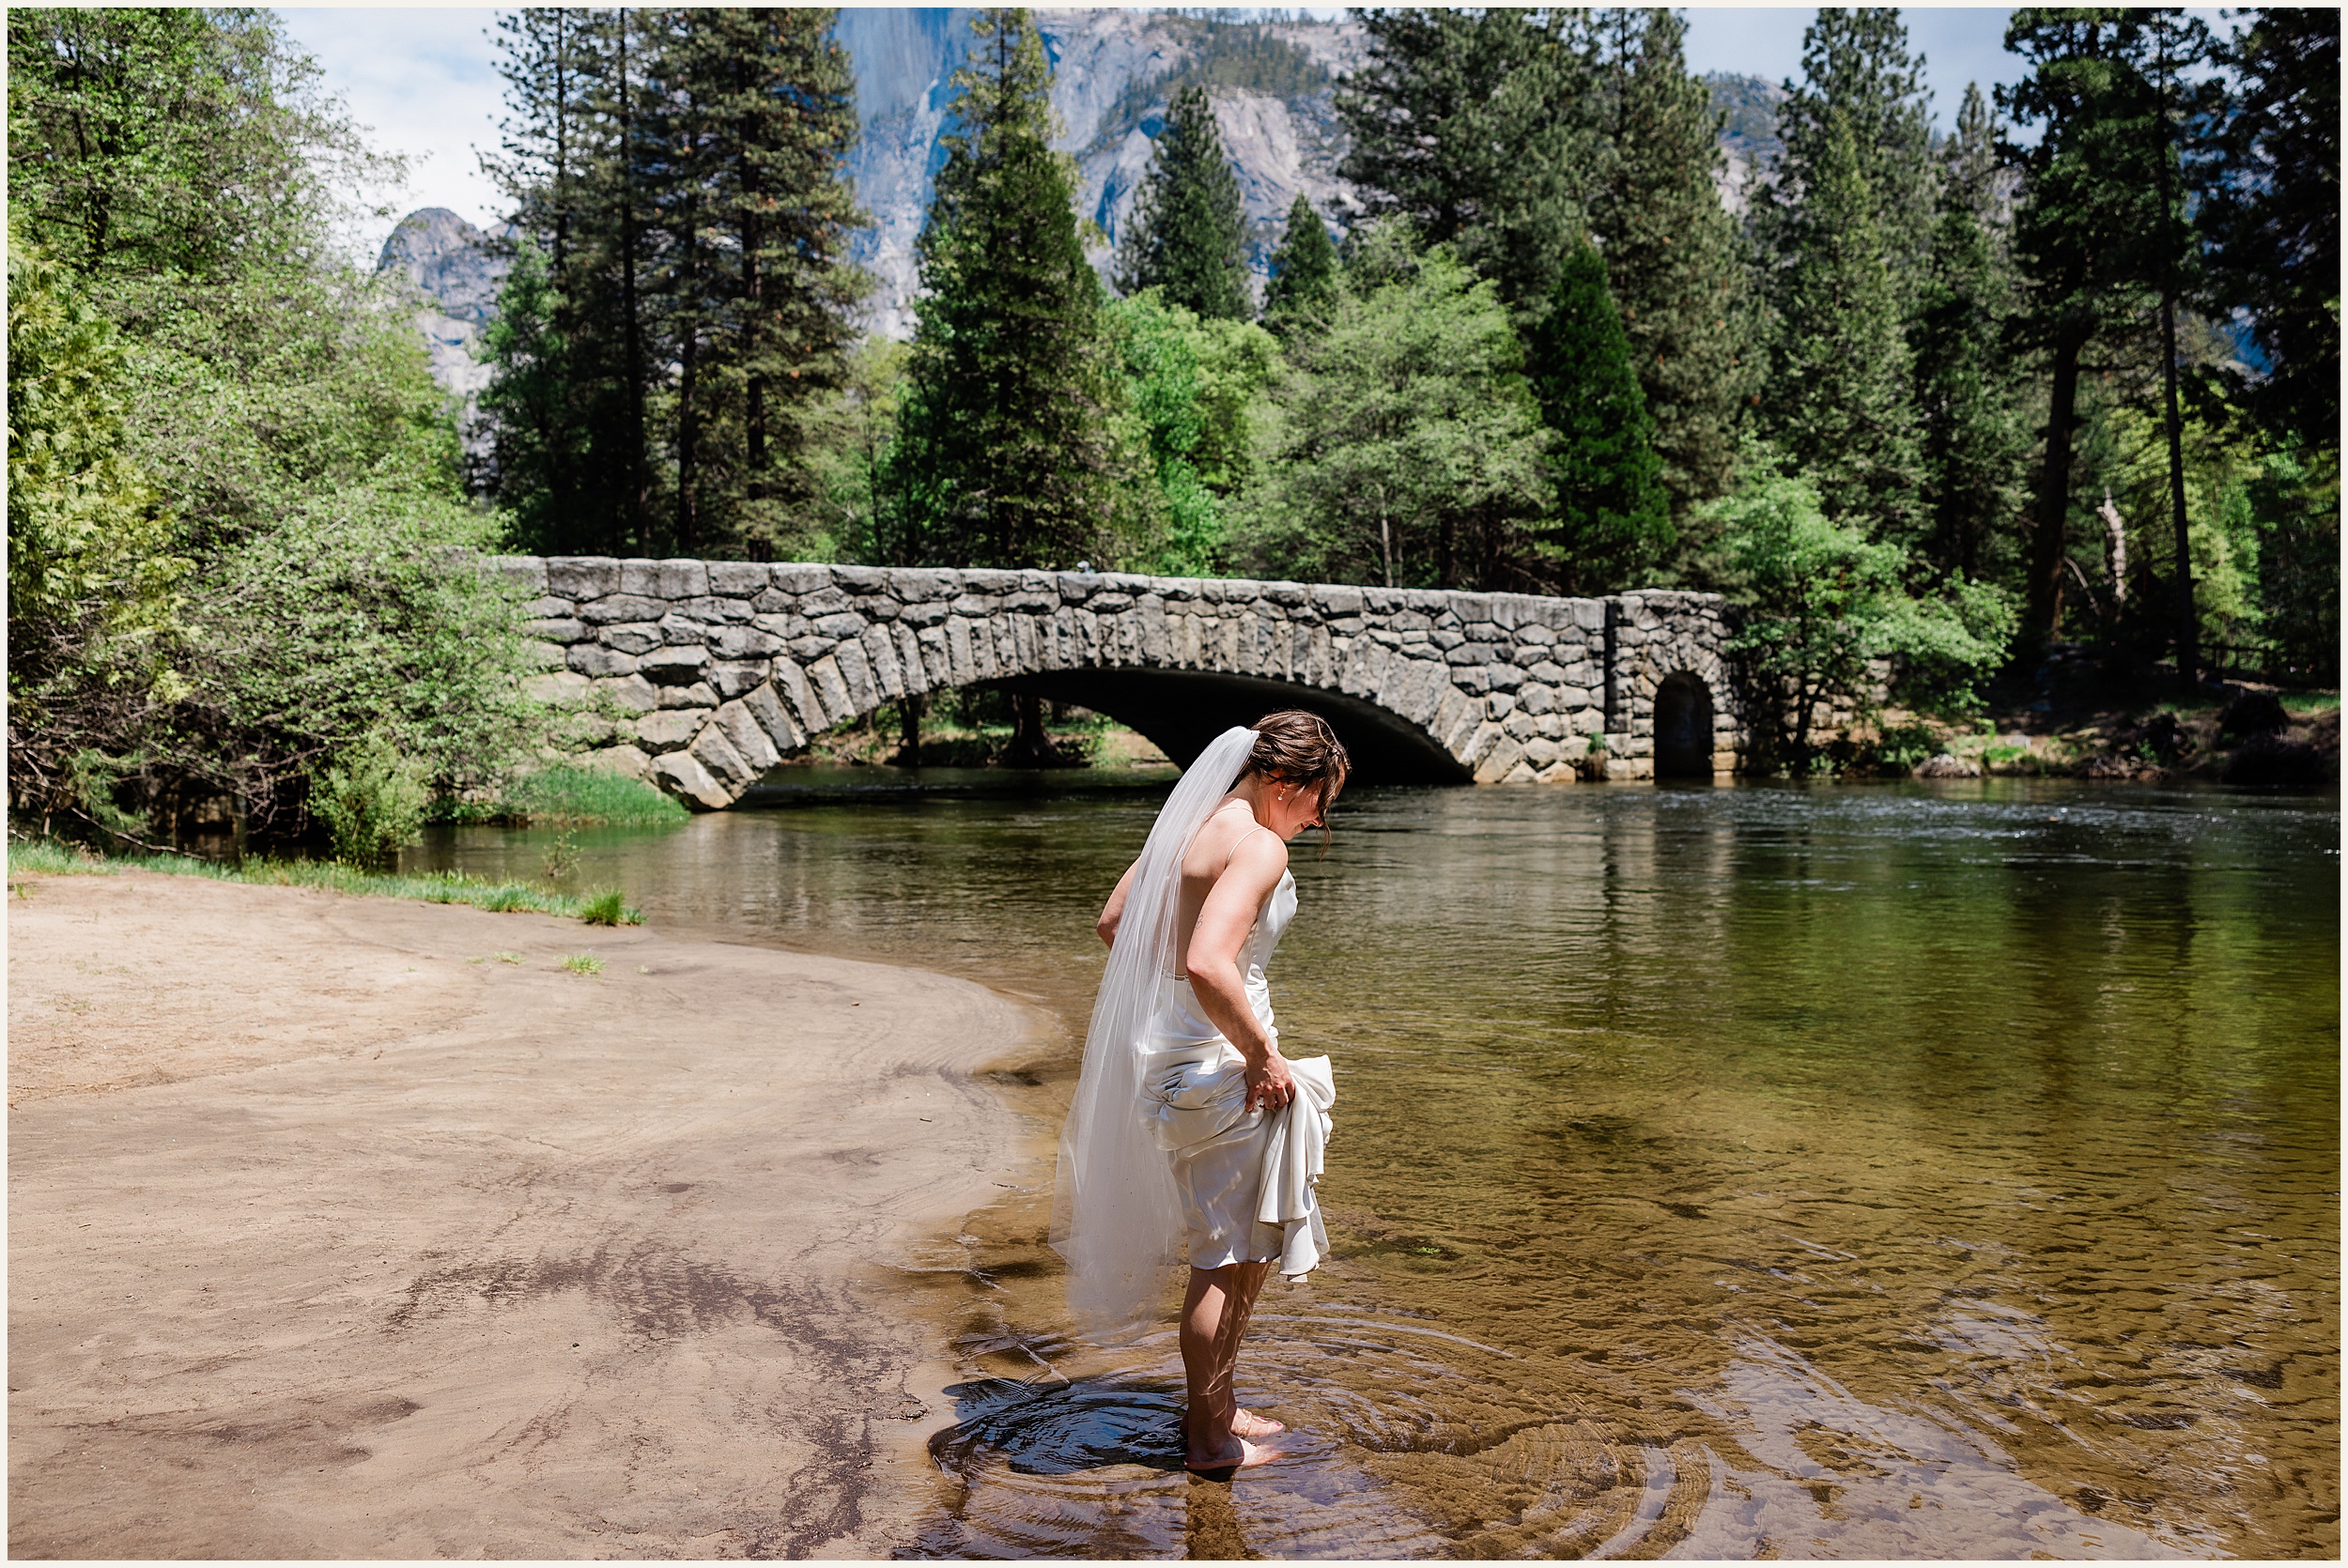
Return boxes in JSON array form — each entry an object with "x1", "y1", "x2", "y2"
[
  {"x1": 2160, "y1": 290, "x2": 2195, "y2": 692},
  {"x1": 616, "y1": 9, "x2": 651, "y2": 556},
  {"x1": 676, "y1": 166, "x2": 701, "y2": 553},
  {"x1": 2097, "y1": 486, "x2": 2128, "y2": 607},
  {"x1": 1007, "y1": 692, "x2": 1060, "y2": 767},
  {"x1": 899, "y1": 693, "x2": 924, "y2": 764},
  {"x1": 2026, "y1": 321, "x2": 2084, "y2": 645}
]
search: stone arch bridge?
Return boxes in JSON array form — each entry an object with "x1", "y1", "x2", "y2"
[{"x1": 495, "y1": 558, "x2": 1747, "y2": 809}]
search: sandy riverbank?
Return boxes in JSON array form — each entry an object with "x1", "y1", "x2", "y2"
[{"x1": 8, "y1": 869, "x2": 1035, "y2": 1557}]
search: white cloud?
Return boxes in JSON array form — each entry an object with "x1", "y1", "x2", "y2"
[{"x1": 275, "y1": 7, "x2": 505, "y2": 262}]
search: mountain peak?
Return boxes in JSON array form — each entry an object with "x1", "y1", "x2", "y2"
[{"x1": 377, "y1": 207, "x2": 512, "y2": 326}]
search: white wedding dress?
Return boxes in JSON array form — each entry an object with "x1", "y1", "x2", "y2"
[
  {"x1": 1140, "y1": 860, "x2": 1335, "y2": 1278},
  {"x1": 1052, "y1": 726, "x2": 1336, "y2": 1340}
]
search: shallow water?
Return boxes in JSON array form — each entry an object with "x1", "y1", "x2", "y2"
[{"x1": 416, "y1": 772, "x2": 2339, "y2": 1559}]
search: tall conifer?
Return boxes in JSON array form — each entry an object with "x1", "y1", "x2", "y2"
[
  {"x1": 483, "y1": 7, "x2": 862, "y2": 558},
  {"x1": 1525, "y1": 238, "x2": 1672, "y2": 592},
  {"x1": 2203, "y1": 8, "x2": 2340, "y2": 454},
  {"x1": 1336, "y1": 8, "x2": 1602, "y2": 317},
  {"x1": 1912, "y1": 84, "x2": 2031, "y2": 581},
  {"x1": 1261, "y1": 192, "x2": 1337, "y2": 332},
  {"x1": 895, "y1": 8, "x2": 1122, "y2": 571},
  {"x1": 1591, "y1": 8, "x2": 1744, "y2": 520},
  {"x1": 1755, "y1": 8, "x2": 1936, "y2": 315},
  {"x1": 1115, "y1": 85, "x2": 1249, "y2": 320},
  {"x1": 2001, "y1": 9, "x2": 2170, "y2": 644},
  {"x1": 1761, "y1": 107, "x2": 1926, "y2": 543}
]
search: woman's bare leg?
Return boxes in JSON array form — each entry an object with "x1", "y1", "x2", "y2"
[
  {"x1": 1181, "y1": 1261, "x2": 1282, "y2": 1468},
  {"x1": 1217, "y1": 1261, "x2": 1284, "y2": 1437}
]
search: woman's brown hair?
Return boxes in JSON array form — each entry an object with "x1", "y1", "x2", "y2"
[{"x1": 1245, "y1": 710, "x2": 1351, "y2": 849}]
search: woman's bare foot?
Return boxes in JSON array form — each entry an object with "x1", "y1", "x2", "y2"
[
  {"x1": 1184, "y1": 1433, "x2": 1284, "y2": 1474},
  {"x1": 1230, "y1": 1407, "x2": 1285, "y2": 1438}
]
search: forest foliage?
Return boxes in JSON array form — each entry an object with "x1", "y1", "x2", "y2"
[
  {"x1": 7, "y1": 7, "x2": 550, "y2": 853},
  {"x1": 10, "y1": 5, "x2": 2340, "y2": 827}
]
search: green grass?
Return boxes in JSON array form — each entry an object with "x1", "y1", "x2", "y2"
[
  {"x1": 7, "y1": 835, "x2": 644, "y2": 925},
  {"x1": 578, "y1": 887, "x2": 643, "y2": 927},
  {"x1": 435, "y1": 763, "x2": 687, "y2": 828},
  {"x1": 561, "y1": 953, "x2": 605, "y2": 976},
  {"x1": 2280, "y1": 692, "x2": 2340, "y2": 714}
]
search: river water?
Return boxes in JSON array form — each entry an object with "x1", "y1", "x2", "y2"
[{"x1": 417, "y1": 772, "x2": 2338, "y2": 1560}]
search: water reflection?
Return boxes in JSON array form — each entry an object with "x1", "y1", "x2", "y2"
[{"x1": 413, "y1": 774, "x2": 2338, "y2": 1558}]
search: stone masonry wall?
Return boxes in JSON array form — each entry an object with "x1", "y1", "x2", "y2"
[{"x1": 490, "y1": 557, "x2": 1745, "y2": 807}]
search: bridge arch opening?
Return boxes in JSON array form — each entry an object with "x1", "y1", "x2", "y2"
[
  {"x1": 1003, "y1": 669, "x2": 1471, "y2": 785},
  {"x1": 1653, "y1": 671, "x2": 1717, "y2": 779}
]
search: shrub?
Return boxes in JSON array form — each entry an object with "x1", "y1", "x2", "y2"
[
  {"x1": 1710, "y1": 444, "x2": 2014, "y2": 767},
  {"x1": 311, "y1": 731, "x2": 428, "y2": 869},
  {"x1": 579, "y1": 887, "x2": 643, "y2": 927}
]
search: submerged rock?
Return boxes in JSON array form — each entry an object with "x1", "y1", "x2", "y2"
[
  {"x1": 2081, "y1": 753, "x2": 2161, "y2": 781},
  {"x1": 1914, "y1": 754, "x2": 1981, "y2": 778},
  {"x1": 2225, "y1": 731, "x2": 2334, "y2": 788},
  {"x1": 2219, "y1": 689, "x2": 2290, "y2": 738}
]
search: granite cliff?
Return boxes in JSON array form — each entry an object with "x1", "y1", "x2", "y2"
[
  {"x1": 375, "y1": 206, "x2": 512, "y2": 435},
  {"x1": 839, "y1": 8, "x2": 1365, "y2": 336}
]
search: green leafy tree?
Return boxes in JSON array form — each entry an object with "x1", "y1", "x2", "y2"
[
  {"x1": 1105, "y1": 290, "x2": 1279, "y2": 576},
  {"x1": 1760, "y1": 107, "x2": 1927, "y2": 545},
  {"x1": 1912, "y1": 84, "x2": 2032, "y2": 582},
  {"x1": 1524, "y1": 238, "x2": 1671, "y2": 592},
  {"x1": 1590, "y1": 8, "x2": 1746, "y2": 521},
  {"x1": 1336, "y1": 8, "x2": 1603, "y2": 318},
  {"x1": 5, "y1": 231, "x2": 181, "y2": 658},
  {"x1": 1115, "y1": 84, "x2": 1249, "y2": 320},
  {"x1": 2202, "y1": 8, "x2": 2338, "y2": 457},
  {"x1": 1260, "y1": 192, "x2": 1339, "y2": 333},
  {"x1": 894, "y1": 8, "x2": 1128, "y2": 572},
  {"x1": 7, "y1": 8, "x2": 553, "y2": 843},
  {"x1": 6, "y1": 228, "x2": 189, "y2": 827},
  {"x1": 1711, "y1": 446, "x2": 2015, "y2": 766},
  {"x1": 1242, "y1": 227, "x2": 1553, "y2": 592}
]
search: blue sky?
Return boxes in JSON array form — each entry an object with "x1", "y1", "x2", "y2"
[{"x1": 277, "y1": 6, "x2": 2048, "y2": 257}]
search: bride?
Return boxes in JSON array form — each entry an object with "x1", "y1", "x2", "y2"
[{"x1": 1053, "y1": 711, "x2": 1351, "y2": 1473}]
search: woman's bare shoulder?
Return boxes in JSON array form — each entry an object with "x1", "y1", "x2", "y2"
[
  {"x1": 1183, "y1": 800, "x2": 1255, "y2": 876},
  {"x1": 1220, "y1": 820, "x2": 1290, "y2": 885}
]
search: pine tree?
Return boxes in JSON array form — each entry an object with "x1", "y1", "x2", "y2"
[
  {"x1": 1912, "y1": 84, "x2": 2031, "y2": 581},
  {"x1": 714, "y1": 10, "x2": 865, "y2": 550},
  {"x1": 1591, "y1": 8, "x2": 1745, "y2": 521},
  {"x1": 2000, "y1": 9, "x2": 2176, "y2": 644},
  {"x1": 1115, "y1": 84, "x2": 1249, "y2": 320},
  {"x1": 1260, "y1": 192, "x2": 1338, "y2": 333},
  {"x1": 481, "y1": 8, "x2": 633, "y2": 554},
  {"x1": 2203, "y1": 8, "x2": 2337, "y2": 456},
  {"x1": 1524, "y1": 238, "x2": 1672, "y2": 593},
  {"x1": 1336, "y1": 8, "x2": 1603, "y2": 318},
  {"x1": 1755, "y1": 8, "x2": 1936, "y2": 315},
  {"x1": 639, "y1": 8, "x2": 864, "y2": 555},
  {"x1": 895, "y1": 8, "x2": 1124, "y2": 571},
  {"x1": 1761, "y1": 107, "x2": 1926, "y2": 544},
  {"x1": 482, "y1": 8, "x2": 863, "y2": 559}
]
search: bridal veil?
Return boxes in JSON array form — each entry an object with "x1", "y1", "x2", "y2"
[{"x1": 1051, "y1": 724, "x2": 1259, "y2": 1340}]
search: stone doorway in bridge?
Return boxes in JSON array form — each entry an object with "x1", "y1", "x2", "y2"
[{"x1": 1653, "y1": 671, "x2": 1717, "y2": 779}]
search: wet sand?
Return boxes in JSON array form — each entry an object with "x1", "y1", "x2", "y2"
[{"x1": 7, "y1": 869, "x2": 1033, "y2": 1557}]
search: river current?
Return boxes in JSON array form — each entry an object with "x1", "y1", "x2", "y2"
[{"x1": 420, "y1": 772, "x2": 2338, "y2": 1560}]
